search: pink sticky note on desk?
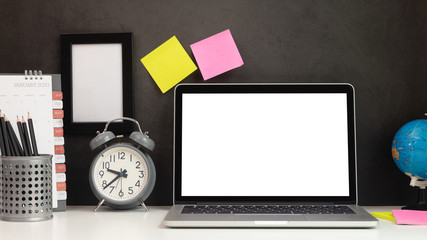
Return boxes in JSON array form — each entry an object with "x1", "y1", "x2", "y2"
[
  {"x1": 190, "y1": 29, "x2": 244, "y2": 80},
  {"x1": 392, "y1": 210, "x2": 427, "y2": 225}
]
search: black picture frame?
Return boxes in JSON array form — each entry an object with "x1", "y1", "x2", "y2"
[{"x1": 61, "y1": 33, "x2": 134, "y2": 134}]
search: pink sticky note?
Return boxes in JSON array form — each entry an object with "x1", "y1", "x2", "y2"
[
  {"x1": 190, "y1": 29, "x2": 244, "y2": 80},
  {"x1": 392, "y1": 210, "x2": 427, "y2": 225}
]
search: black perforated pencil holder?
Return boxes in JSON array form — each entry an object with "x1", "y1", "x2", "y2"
[{"x1": 0, "y1": 155, "x2": 53, "y2": 222}]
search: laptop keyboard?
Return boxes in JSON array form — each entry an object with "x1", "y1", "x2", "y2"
[{"x1": 182, "y1": 205, "x2": 355, "y2": 215}]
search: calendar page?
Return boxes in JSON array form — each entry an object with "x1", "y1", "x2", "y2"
[{"x1": 0, "y1": 75, "x2": 57, "y2": 208}]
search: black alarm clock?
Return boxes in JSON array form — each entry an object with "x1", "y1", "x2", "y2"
[{"x1": 88, "y1": 117, "x2": 156, "y2": 211}]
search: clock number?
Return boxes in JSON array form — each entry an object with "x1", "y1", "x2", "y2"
[
  {"x1": 130, "y1": 154, "x2": 132, "y2": 162},
  {"x1": 119, "y1": 190, "x2": 124, "y2": 197},
  {"x1": 110, "y1": 155, "x2": 116, "y2": 162},
  {"x1": 109, "y1": 186, "x2": 115, "y2": 193},
  {"x1": 135, "y1": 161, "x2": 141, "y2": 169},
  {"x1": 128, "y1": 187, "x2": 134, "y2": 194},
  {"x1": 102, "y1": 180, "x2": 107, "y2": 188},
  {"x1": 118, "y1": 152, "x2": 125, "y2": 160},
  {"x1": 99, "y1": 170, "x2": 104, "y2": 178},
  {"x1": 135, "y1": 180, "x2": 140, "y2": 187},
  {"x1": 103, "y1": 162, "x2": 110, "y2": 169},
  {"x1": 139, "y1": 170, "x2": 144, "y2": 178}
]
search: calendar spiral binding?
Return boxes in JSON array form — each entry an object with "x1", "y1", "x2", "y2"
[{"x1": 24, "y1": 70, "x2": 43, "y2": 80}]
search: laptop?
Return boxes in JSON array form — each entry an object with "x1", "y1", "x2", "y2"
[{"x1": 163, "y1": 83, "x2": 378, "y2": 228}]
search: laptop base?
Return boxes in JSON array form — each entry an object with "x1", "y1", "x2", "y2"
[{"x1": 164, "y1": 205, "x2": 378, "y2": 228}]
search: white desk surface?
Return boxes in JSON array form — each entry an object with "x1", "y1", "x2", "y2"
[{"x1": 0, "y1": 206, "x2": 426, "y2": 240}]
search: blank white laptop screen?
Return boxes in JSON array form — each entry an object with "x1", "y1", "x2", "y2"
[{"x1": 181, "y1": 93, "x2": 349, "y2": 197}]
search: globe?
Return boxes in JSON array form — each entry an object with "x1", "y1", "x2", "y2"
[{"x1": 392, "y1": 119, "x2": 427, "y2": 181}]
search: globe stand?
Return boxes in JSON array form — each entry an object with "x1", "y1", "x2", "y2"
[{"x1": 402, "y1": 176, "x2": 427, "y2": 211}]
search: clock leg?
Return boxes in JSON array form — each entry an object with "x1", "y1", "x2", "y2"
[
  {"x1": 94, "y1": 199, "x2": 105, "y2": 212},
  {"x1": 139, "y1": 199, "x2": 149, "y2": 212}
]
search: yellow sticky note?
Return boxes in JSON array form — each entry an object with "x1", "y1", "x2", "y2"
[
  {"x1": 371, "y1": 212, "x2": 396, "y2": 222},
  {"x1": 141, "y1": 36, "x2": 198, "y2": 93}
]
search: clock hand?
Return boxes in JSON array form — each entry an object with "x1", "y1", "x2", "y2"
[
  {"x1": 120, "y1": 176, "x2": 123, "y2": 193},
  {"x1": 113, "y1": 175, "x2": 120, "y2": 190},
  {"x1": 103, "y1": 175, "x2": 121, "y2": 190},
  {"x1": 103, "y1": 169, "x2": 129, "y2": 190},
  {"x1": 121, "y1": 169, "x2": 128, "y2": 178},
  {"x1": 107, "y1": 168, "x2": 128, "y2": 178},
  {"x1": 107, "y1": 168, "x2": 121, "y2": 176}
]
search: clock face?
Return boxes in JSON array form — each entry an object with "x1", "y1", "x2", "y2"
[{"x1": 91, "y1": 145, "x2": 149, "y2": 202}]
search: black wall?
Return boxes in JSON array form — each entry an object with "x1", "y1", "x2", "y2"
[{"x1": 1, "y1": 0, "x2": 426, "y2": 206}]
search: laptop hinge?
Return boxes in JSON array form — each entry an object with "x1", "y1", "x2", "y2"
[{"x1": 186, "y1": 201, "x2": 350, "y2": 206}]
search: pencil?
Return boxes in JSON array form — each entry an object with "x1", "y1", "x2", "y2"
[
  {"x1": 17, "y1": 116, "x2": 30, "y2": 156},
  {"x1": 0, "y1": 112, "x2": 11, "y2": 156},
  {"x1": 22, "y1": 116, "x2": 33, "y2": 156},
  {"x1": 0, "y1": 111, "x2": 6, "y2": 156},
  {"x1": 0, "y1": 110, "x2": 6, "y2": 156},
  {"x1": 5, "y1": 116, "x2": 17, "y2": 156},
  {"x1": 7, "y1": 115, "x2": 24, "y2": 156},
  {"x1": 5, "y1": 115, "x2": 22, "y2": 156},
  {"x1": 27, "y1": 113, "x2": 38, "y2": 156}
]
